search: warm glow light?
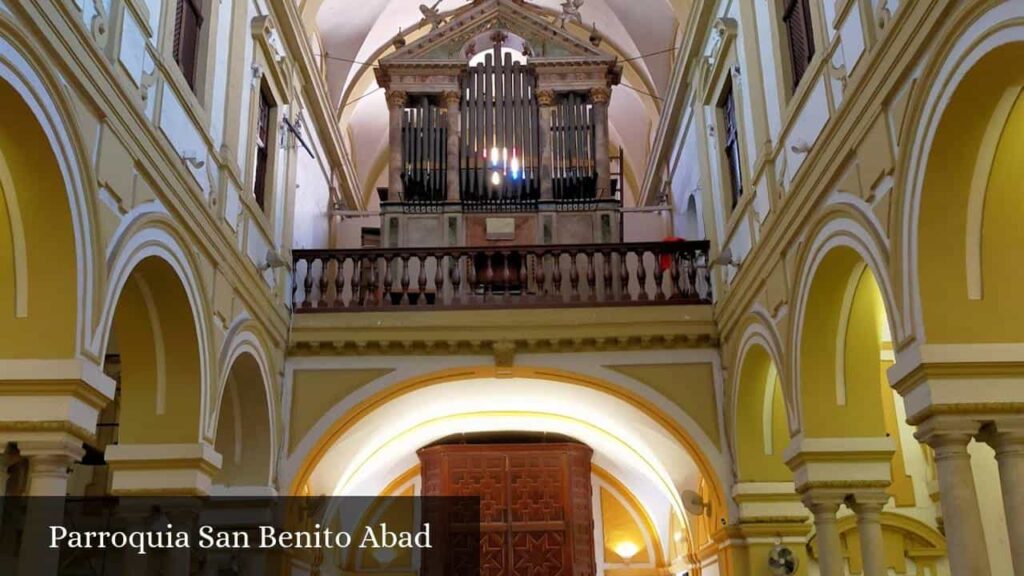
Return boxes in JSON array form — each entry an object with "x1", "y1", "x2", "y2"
[
  {"x1": 490, "y1": 171, "x2": 502, "y2": 186},
  {"x1": 614, "y1": 541, "x2": 640, "y2": 563},
  {"x1": 491, "y1": 146, "x2": 500, "y2": 166},
  {"x1": 674, "y1": 531, "x2": 684, "y2": 542}
]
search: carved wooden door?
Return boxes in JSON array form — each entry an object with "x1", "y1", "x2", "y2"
[{"x1": 419, "y1": 443, "x2": 595, "y2": 576}]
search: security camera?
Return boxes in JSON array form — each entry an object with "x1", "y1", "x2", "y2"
[
  {"x1": 711, "y1": 247, "x2": 739, "y2": 269},
  {"x1": 261, "y1": 249, "x2": 290, "y2": 272}
]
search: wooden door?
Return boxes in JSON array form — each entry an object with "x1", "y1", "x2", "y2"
[{"x1": 419, "y1": 443, "x2": 595, "y2": 576}]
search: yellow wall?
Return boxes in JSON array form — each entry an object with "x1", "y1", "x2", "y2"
[
  {"x1": 919, "y1": 44, "x2": 1024, "y2": 343},
  {"x1": 735, "y1": 345, "x2": 791, "y2": 481},
  {"x1": 114, "y1": 257, "x2": 202, "y2": 443},
  {"x1": 0, "y1": 80, "x2": 78, "y2": 359}
]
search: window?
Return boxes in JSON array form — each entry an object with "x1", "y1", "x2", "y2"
[
  {"x1": 172, "y1": 0, "x2": 203, "y2": 90},
  {"x1": 253, "y1": 84, "x2": 274, "y2": 211},
  {"x1": 783, "y1": 0, "x2": 815, "y2": 91},
  {"x1": 719, "y1": 80, "x2": 743, "y2": 210}
]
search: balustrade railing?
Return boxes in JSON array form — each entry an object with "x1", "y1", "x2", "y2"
[{"x1": 292, "y1": 241, "x2": 711, "y2": 312}]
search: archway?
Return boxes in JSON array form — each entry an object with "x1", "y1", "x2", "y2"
[
  {"x1": 290, "y1": 367, "x2": 730, "y2": 574},
  {"x1": 213, "y1": 351, "x2": 274, "y2": 488},
  {"x1": 0, "y1": 77, "x2": 80, "y2": 359},
  {"x1": 734, "y1": 342, "x2": 790, "y2": 483},
  {"x1": 915, "y1": 42, "x2": 1024, "y2": 344},
  {"x1": 103, "y1": 255, "x2": 205, "y2": 445}
]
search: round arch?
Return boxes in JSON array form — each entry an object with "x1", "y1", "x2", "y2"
[
  {"x1": 895, "y1": 2, "x2": 1024, "y2": 346},
  {"x1": 213, "y1": 349, "x2": 275, "y2": 487},
  {"x1": 287, "y1": 365, "x2": 729, "y2": 523},
  {"x1": 0, "y1": 29, "x2": 99, "y2": 361},
  {"x1": 730, "y1": 321, "x2": 793, "y2": 483},
  {"x1": 789, "y1": 212, "x2": 902, "y2": 436},
  {"x1": 98, "y1": 218, "x2": 212, "y2": 444}
]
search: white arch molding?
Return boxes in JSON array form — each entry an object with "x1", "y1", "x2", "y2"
[
  {"x1": 788, "y1": 213, "x2": 901, "y2": 436},
  {"x1": 0, "y1": 29, "x2": 99, "y2": 358},
  {"x1": 897, "y1": 1, "x2": 1024, "y2": 345},
  {"x1": 96, "y1": 214, "x2": 215, "y2": 440},
  {"x1": 285, "y1": 371, "x2": 731, "y2": 552},
  {"x1": 211, "y1": 318, "x2": 280, "y2": 486}
]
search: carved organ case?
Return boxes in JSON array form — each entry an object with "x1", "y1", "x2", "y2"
[
  {"x1": 375, "y1": 0, "x2": 622, "y2": 249},
  {"x1": 419, "y1": 442, "x2": 596, "y2": 576}
]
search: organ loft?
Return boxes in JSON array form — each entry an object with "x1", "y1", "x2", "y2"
[{"x1": 373, "y1": 0, "x2": 623, "y2": 250}]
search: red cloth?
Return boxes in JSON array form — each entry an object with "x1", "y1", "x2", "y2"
[{"x1": 660, "y1": 236, "x2": 686, "y2": 271}]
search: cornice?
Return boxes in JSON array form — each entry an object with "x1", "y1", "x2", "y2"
[{"x1": 289, "y1": 305, "x2": 718, "y2": 356}]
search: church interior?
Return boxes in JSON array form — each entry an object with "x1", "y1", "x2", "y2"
[{"x1": 1, "y1": 0, "x2": 1022, "y2": 574}]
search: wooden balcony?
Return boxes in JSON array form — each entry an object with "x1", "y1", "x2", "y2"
[{"x1": 292, "y1": 241, "x2": 712, "y2": 312}]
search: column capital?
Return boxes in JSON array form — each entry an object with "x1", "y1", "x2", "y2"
[
  {"x1": 846, "y1": 490, "x2": 890, "y2": 516},
  {"x1": 590, "y1": 86, "x2": 611, "y2": 105},
  {"x1": 978, "y1": 418, "x2": 1024, "y2": 454},
  {"x1": 386, "y1": 90, "x2": 408, "y2": 109},
  {"x1": 914, "y1": 414, "x2": 983, "y2": 456},
  {"x1": 536, "y1": 89, "x2": 556, "y2": 107},
  {"x1": 800, "y1": 487, "x2": 845, "y2": 514},
  {"x1": 441, "y1": 90, "x2": 461, "y2": 108}
]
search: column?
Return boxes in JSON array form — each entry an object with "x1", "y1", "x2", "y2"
[
  {"x1": 981, "y1": 423, "x2": 1024, "y2": 575},
  {"x1": 802, "y1": 490, "x2": 844, "y2": 576},
  {"x1": 917, "y1": 425, "x2": 992, "y2": 576},
  {"x1": 17, "y1": 438, "x2": 84, "y2": 576},
  {"x1": 590, "y1": 86, "x2": 611, "y2": 198},
  {"x1": 0, "y1": 449, "x2": 11, "y2": 496},
  {"x1": 536, "y1": 89, "x2": 555, "y2": 200},
  {"x1": 849, "y1": 492, "x2": 890, "y2": 576},
  {"x1": 443, "y1": 91, "x2": 462, "y2": 202},
  {"x1": 386, "y1": 90, "x2": 408, "y2": 201}
]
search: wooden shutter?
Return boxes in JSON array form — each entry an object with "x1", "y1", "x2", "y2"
[
  {"x1": 721, "y1": 82, "x2": 743, "y2": 209},
  {"x1": 783, "y1": 0, "x2": 815, "y2": 90},
  {"x1": 253, "y1": 86, "x2": 272, "y2": 211},
  {"x1": 172, "y1": 0, "x2": 203, "y2": 90}
]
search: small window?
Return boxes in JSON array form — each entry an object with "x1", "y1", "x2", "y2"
[
  {"x1": 783, "y1": 0, "x2": 815, "y2": 91},
  {"x1": 172, "y1": 0, "x2": 203, "y2": 90},
  {"x1": 719, "y1": 80, "x2": 743, "y2": 210},
  {"x1": 253, "y1": 84, "x2": 274, "y2": 211}
]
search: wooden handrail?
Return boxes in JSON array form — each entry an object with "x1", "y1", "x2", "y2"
[{"x1": 292, "y1": 241, "x2": 712, "y2": 312}]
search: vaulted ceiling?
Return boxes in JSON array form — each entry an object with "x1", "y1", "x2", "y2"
[{"x1": 301, "y1": 0, "x2": 692, "y2": 208}]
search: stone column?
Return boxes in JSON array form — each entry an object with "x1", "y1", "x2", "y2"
[
  {"x1": 386, "y1": 90, "x2": 408, "y2": 201},
  {"x1": 590, "y1": 86, "x2": 612, "y2": 198},
  {"x1": 17, "y1": 438, "x2": 84, "y2": 576},
  {"x1": 849, "y1": 492, "x2": 890, "y2": 576},
  {"x1": 981, "y1": 422, "x2": 1024, "y2": 575},
  {"x1": 917, "y1": 422, "x2": 992, "y2": 576},
  {"x1": 536, "y1": 90, "x2": 555, "y2": 201},
  {"x1": 802, "y1": 490, "x2": 844, "y2": 576},
  {"x1": 443, "y1": 90, "x2": 462, "y2": 202}
]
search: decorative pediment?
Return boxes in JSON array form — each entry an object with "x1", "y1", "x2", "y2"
[{"x1": 380, "y1": 0, "x2": 613, "y2": 66}]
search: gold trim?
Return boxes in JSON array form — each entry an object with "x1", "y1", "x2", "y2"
[
  {"x1": 593, "y1": 464, "x2": 667, "y2": 567},
  {"x1": 0, "y1": 420, "x2": 96, "y2": 445},
  {"x1": 288, "y1": 365, "x2": 728, "y2": 519}
]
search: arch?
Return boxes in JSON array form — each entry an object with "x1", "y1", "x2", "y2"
[
  {"x1": 213, "y1": 349, "x2": 275, "y2": 487},
  {"x1": 286, "y1": 365, "x2": 729, "y2": 523},
  {"x1": 0, "y1": 30, "x2": 98, "y2": 361},
  {"x1": 98, "y1": 218, "x2": 211, "y2": 444},
  {"x1": 895, "y1": 2, "x2": 1024, "y2": 345},
  {"x1": 789, "y1": 212, "x2": 901, "y2": 435},
  {"x1": 731, "y1": 322, "x2": 793, "y2": 482}
]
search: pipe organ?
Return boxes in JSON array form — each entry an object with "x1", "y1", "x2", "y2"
[
  {"x1": 375, "y1": 0, "x2": 622, "y2": 249},
  {"x1": 459, "y1": 49, "x2": 541, "y2": 208}
]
